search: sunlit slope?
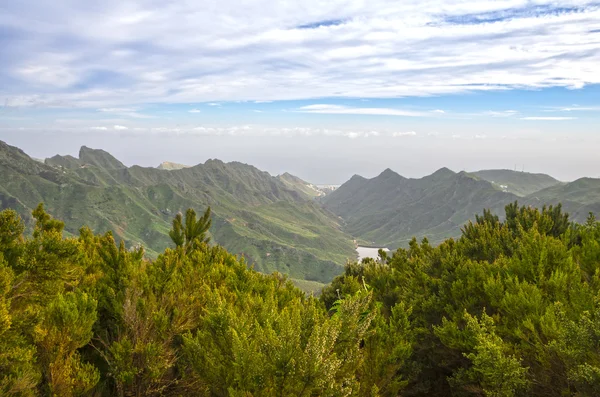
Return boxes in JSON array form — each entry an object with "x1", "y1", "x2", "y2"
[{"x1": 0, "y1": 140, "x2": 356, "y2": 283}]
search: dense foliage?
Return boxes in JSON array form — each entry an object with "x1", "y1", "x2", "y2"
[
  {"x1": 1, "y1": 201, "x2": 600, "y2": 396},
  {"x1": 323, "y1": 202, "x2": 600, "y2": 396},
  {"x1": 0, "y1": 204, "x2": 374, "y2": 396}
]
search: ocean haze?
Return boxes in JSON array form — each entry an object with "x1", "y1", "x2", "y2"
[{"x1": 1, "y1": 126, "x2": 598, "y2": 185}]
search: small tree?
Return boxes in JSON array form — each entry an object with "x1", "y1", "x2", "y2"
[{"x1": 169, "y1": 207, "x2": 212, "y2": 254}]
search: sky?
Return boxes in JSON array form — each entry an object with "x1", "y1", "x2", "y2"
[{"x1": 1, "y1": 0, "x2": 599, "y2": 184}]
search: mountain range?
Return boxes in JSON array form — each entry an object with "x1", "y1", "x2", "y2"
[
  {"x1": 2, "y1": 139, "x2": 599, "y2": 287},
  {"x1": 0, "y1": 140, "x2": 356, "y2": 286},
  {"x1": 323, "y1": 167, "x2": 600, "y2": 248}
]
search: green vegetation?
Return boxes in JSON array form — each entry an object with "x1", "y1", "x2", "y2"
[
  {"x1": 0, "y1": 140, "x2": 356, "y2": 284},
  {"x1": 323, "y1": 168, "x2": 519, "y2": 247},
  {"x1": 472, "y1": 169, "x2": 561, "y2": 196},
  {"x1": 278, "y1": 172, "x2": 325, "y2": 198},
  {"x1": 3, "y1": 200, "x2": 600, "y2": 395},
  {"x1": 322, "y1": 202, "x2": 600, "y2": 396},
  {"x1": 0, "y1": 204, "x2": 373, "y2": 395},
  {"x1": 324, "y1": 167, "x2": 600, "y2": 249}
]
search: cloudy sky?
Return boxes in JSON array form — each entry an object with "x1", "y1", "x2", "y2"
[{"x1": 1, "y1": 0, "x2": 599, "y2": 183}]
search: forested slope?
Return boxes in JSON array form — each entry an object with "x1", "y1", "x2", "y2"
[
  {"x1": 0, "y1": 140, "x2": 355, "y2": 283},
  {"x1": 324, "y1": 167, "x2": 600, "y2": 249}
]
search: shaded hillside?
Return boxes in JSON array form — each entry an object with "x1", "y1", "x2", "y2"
[
  {"x1": 524, "y1": 177, "x2": 600, "y2": 221},
  {"x1": 324, "y1": 167, "x2": 517, "y2": 247},
  {"x1": 471, "y1": 169, "x2": 561, "y2": 196},
  {"x1": 324, "y1": 167, "x2": 600, "y2": 249},
  {"x1": 0, "y1": 140, "x2": 356, "y2": 283}
]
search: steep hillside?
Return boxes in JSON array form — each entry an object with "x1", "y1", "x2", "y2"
[
  {"x1": 324, "y1": 167, "x2": 519, "y2": 247},
  {"x1": 0, "y1": 141, "x2": 356, "y2": 283},
  {"x1": 324, "y1": 167, "x2": 600, "y2": 249},
  {"x1": 79, "y1": 146, "x2": 126, "y2": 170},
  {"x1": 471, "y1": 169, "x2": 561, "y2": 196},
  {"x1": 524, "y1": 177, "x2": 600, "y2": 221},
  {"x1": 278, "y1": 172, "x2": 325, "y2": 198}
]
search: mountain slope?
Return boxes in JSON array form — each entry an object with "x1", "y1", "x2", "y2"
[
  {"x1": 524, "y1": 177, "x2": 600, "y2": 221},
  {"x1": 79, "y1": 146, "x2": 126, "y2": 170},
  {"x1": 278, "y1": 172, "x2": 325, "y2": 198},
  {"x1": 324, "y1": 168, "x2": 519, "y2": 247},
  {"x1": 324, "y1": 167, "x2": 600, "y2": 249},
  {"x1": 0, "y1": 141, "x2": 356, "y2": 283},
  {"x1": 471, "y1": 169, "x2": 561, "y2": 196}
]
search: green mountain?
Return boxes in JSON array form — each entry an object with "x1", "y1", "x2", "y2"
[
  {"x1": 277, "y1": 172, "x2": 325, "y2": 198},
  {"x1": 524, "y1": 177, "x2": 600, "y2": 220},
  {"x1": 471, "y1": 169, "x2": 561, "y2": 196},
  {"x1": 324, "y1": 167, "x2": 518, "y2": 247},
  {"x1": 79, "y1": 145, "x2": 126, "y2": 170},
  {"x1": 0, "y1": 140, "x2": 356, "y2": 283},
  {"x1": 324, "y1": 167, "x2": 600, "y2": 249}
]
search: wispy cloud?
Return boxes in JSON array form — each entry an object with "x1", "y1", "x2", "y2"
[
  {"x1": 73, "y1": 125, "x2": 409, "y2": 139},
  {"x1": 482, "y1": 110, "x2": 518, "y2": 117},
  {"x1": 298, "y1": 104, "x2": 431, "y2": 117},
  {"x1": 189, "y1": 109, "x2": 201, "y2": 113},
  {"x1": 98, "y1": 108, "x2": 154, "y2": 119},
  {"x1": 1, "y1": 1, "x2": 599, "y2": 107},
  {"x1": 392, "y1": 131, "x2": 417, "y2": 137},
  {"x1": 521, "y1": 116, "x2": 577, "y2": 120},
  {"x1": 543, "y1": 105, "x2": 600, "y2": 112}
]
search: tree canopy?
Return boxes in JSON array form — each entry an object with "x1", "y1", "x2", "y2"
[{"x1": 1, "y1": 201, "x2": 600, "y2": 396}]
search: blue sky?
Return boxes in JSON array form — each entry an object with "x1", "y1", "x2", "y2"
[{"x1": 1, "y1": 0, "x2": 600, "y2": 183}]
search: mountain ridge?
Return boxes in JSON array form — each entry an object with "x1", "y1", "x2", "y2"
[
  {"x1": 0, "y1": 140, "x2": 356, "y2": 283},
  {"x1": 323, "y1": 166, "x2": 599, "y2": 248}
]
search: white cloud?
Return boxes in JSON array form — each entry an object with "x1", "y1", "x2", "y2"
[
  {"x1": 543, "y1": 105, "x2": 600, "y2": 112},
  {"x1": 475, "y1": 134, "x2": 487, "y2": 139},
  {"x1": 99, "y1": 107, "x2": 136, "y2": 113},
  {"x1": 189, "y1": 109, "x2": 201, "y2": 113},
  {"x1": 207, "y1": 103, "x2": 221, "y2": 106},
  {"x1": 298, "y1": 104, "x2": 429, "y2": 117},
  {"x1": 90, "y1": 126, "x2": 108, "y2": 130},
  {"x1": 98, "y1": 107, "x2": 154, "y2": 119},
  {"x1": 431, "y1": 109, "x2": 445, "y2": 114},
  {"x1": 520, "y1": 116, "x2": 577, "y2": 120},
  {"x1": 482, "y1": 110, "x2": 518, "y2": 117},
  {"x1": 392, "y1": 131, "x2": 417, "y2": 137},
  {"x1": 3, "y1": 1, "x2": 600, "y2": 106},
  {"x1": 113, "y1": 125, "x2": 128, "y2": 130}
]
